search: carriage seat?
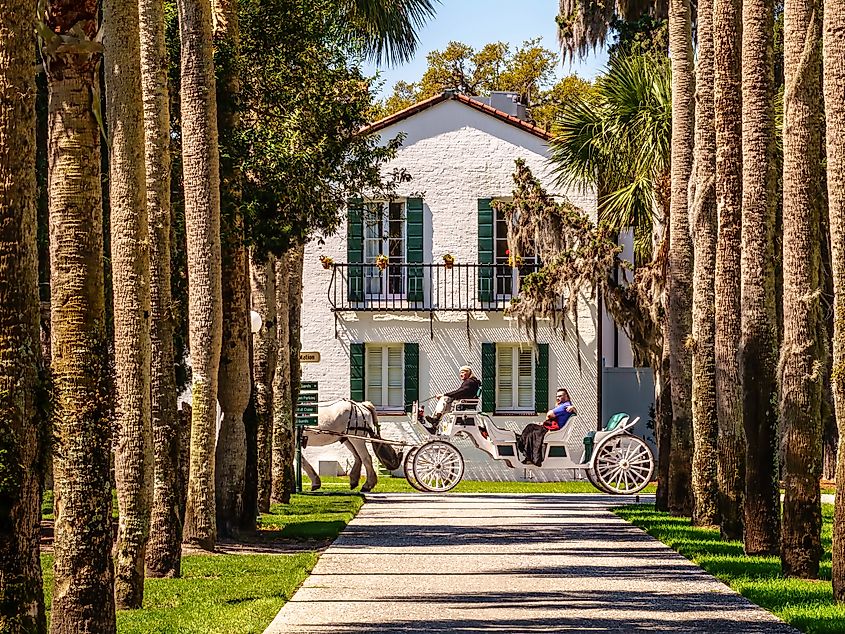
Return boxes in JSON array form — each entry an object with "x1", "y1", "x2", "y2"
[{"x1": 582, "y1": 413, "x2": 635, "y2": 462}]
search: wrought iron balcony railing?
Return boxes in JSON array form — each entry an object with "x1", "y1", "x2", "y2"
[{"x1": 326, "y1": 262, "x2": 540, "y2": 312}]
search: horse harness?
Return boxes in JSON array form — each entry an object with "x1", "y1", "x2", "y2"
[{"x1": 343, "y1": 399, "x2": 376, "y2": 438}]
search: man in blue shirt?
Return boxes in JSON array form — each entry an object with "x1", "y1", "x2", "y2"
[{"x1": 544, "y1": 388, "x2": 576, "y2": 431}]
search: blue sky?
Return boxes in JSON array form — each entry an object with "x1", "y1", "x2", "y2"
[{"x1": 363, "y1": 0, "x2": 608, "y2": 99}]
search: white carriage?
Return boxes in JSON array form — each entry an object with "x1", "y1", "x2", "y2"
[{"x1": 404, "y1": 398, "x2": 655, "y2": 494}]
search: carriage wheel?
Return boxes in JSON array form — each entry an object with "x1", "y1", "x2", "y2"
[
  {"x1": 412, "y1": 440, "x2": 465, "y2": 493},
  {"x1": 585, "y1": 465, "x2": 612, "y2": 494},
  {"x1": 593, "y1": 434, "x2": 654, "y2": 495},
  {"x1": 403, "y1": 446, "x2": 428, "y2": 492}
]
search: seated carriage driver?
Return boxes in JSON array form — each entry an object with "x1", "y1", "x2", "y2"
[
  {"x1": 421, "y1": 365, "x2": 481, "y2": 433},
  {"x1": 516, "y1": 388, "x2": 577, "y2": 466}
]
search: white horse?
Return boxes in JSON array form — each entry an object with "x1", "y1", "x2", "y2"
[{"x1": 301, "y1": 399, "x2": 404, "y2": 492}]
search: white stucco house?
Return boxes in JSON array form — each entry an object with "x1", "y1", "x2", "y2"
[{"x1": 299, "y1": 90, "x2": 648, "y2": 480}]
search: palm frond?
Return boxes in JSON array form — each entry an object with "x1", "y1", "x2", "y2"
[{"x1": 341, "y1": 0, "x2": 438, "y2": 66}]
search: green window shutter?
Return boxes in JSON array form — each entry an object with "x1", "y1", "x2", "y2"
[
  {"x1": 535, "y1": 343, "x2": 549, "y2": 414},
  {"x1": 350, "y1": 342, "x2": 365, "y2": 401},
  {"x1": 406, "y1": 198, "x2": 424, "y2": 303},
  {"x1": 477, "y1": 198, "x2": 494, "y2": 304},
  {"x1": 347, "y1": 198, "x2": 364, "y2": 302},
  {"x1": 481, "y1": 342, "x2": 496, "y2": 413},
  {"x1": 403, "y1": 342, "x2": 419, "y2": 412}
]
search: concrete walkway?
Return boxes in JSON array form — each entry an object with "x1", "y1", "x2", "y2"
[{"x1": 264, "y1": 493, "x2": 797, "y2": 633}]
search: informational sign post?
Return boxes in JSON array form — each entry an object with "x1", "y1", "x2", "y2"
[{"x1": 295, "y1": 381, "x2": 318, "y2": 493}]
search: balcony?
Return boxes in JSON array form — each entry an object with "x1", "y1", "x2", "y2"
[{"x1": 326, "y1": 262, "x2": 540, "y2": 313}]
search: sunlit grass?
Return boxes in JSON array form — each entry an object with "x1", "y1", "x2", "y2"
[
  {"x1": 42, "y1": 492, "x2": 363, "y2": 633},
  {"x1": 615, "y1": 503, "x2": 845, "y2": 634},
  {"x1": 305, "y1": 474, "x2": 657, "y2": 494}
]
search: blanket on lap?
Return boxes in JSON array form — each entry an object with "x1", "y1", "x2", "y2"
[{"x1": 516, "y1": 424, "x2": 548, "y2": 467}]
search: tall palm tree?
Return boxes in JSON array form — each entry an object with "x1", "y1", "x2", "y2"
[
  {"x1": 0, "y1": 0, "x2": 47, "y2": 628},
  {"x1": 103, "y1": 0, "x2": 154, "y2": 608},
  {"x1": 250, "y1": 252, "x2": 277, "y2": 512},
  {"x1": 180, "y1": 0, "x2": 224, "y2": 550},
  {"x1": 741, "y1": 0, "x2": 780, "y2": 556},
  {"x1": 713, "y1": 0, "x2": 745, "y2": 541},
  {"x1": 140, "y1": 0, "x2": 182, "y2": 578},
  {"x1": 826, "y1": 0, "x2": 845, "y2": 601},
  {"x1": 688, "y1": 0, "x2": 719, "y2": 527},
  {"x1": 271, "y1": 254, "x2": 294, "y2": 503},
  {"x1": 666, "y1": 0, "x2": 695, "y2": 517},
  {"x1": 780, "y1": 0, "x2": 825, "y2": 579},
  {"x1": 213, "y1": 0, "x2": 250, "y2": 540},
  {"x1": 39, "y1": 0, "x2": 116, "y2": 630}
]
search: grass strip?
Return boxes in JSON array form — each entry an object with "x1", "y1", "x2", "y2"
[
  {"x1": 305, "y1": 475, "x2": 657, "y2": 494},
  {"x1": 41, "y1": 491, "x2": 363, "y2": 633},
  {"x1": 615, "y1": 503, "x2": 845, "y2": 634}
]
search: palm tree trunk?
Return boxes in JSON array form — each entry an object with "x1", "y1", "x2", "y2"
[
  {"x1": 43, "y1": 9, "x2": 116, "y2": 629},
  {"x1": 713, "y1": 0, "x2": 746, "y2": 541},
  {"x1": 213, "y1": 0, "x2": 250, "y2": 538},
  {"x1": 655, "y1": 329, "x2": 673, "y2": 512},
  {"x1": 781, "y1": 0, "x2": 825, "y2": 579},
  {"x1": 271, "y1": 254, "x2": 295, "y2": 503},
  {"x1": 140, "y1": 0, "x2": 182, "y2": 578},
  {"x1": 666, "y1": 0, "x2": 695, "y2": 517},
  {"x1": 741, "y1": 0, "x2": 780, "y2": 555},
  {"x1": 104, "y1": 0, "x2": 154, "y2": 608},
  {"x1": 251, "y1": 252, "x2": 277, "y2": 512},
  {"x1": 0, "y1": 1, "x2": 48, "y2": 627},
  {"x1": 826, "y1": 0, "x2": 845, "y2": 598},
  {"x1": 179, "y1": 0, "x2": 224, "y2": 550},
  {"x1": 287, "y1": 246, "x2": 305, "y2": 432},
  {"x1": 688, "y1": 0, "x2": 720, "y2": 527}
]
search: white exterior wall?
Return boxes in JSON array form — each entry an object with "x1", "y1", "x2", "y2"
[{"x1": 299, "y1": 99, "x2": 602, "y2": 475}]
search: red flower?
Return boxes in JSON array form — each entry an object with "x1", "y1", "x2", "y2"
[{"x1": 505, "y1": 249, "x2": 510, "y2": 255}]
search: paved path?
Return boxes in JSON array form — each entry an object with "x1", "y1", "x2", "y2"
[{"x1": 264, "y1": 493, "x2": 797, "y2": 633}]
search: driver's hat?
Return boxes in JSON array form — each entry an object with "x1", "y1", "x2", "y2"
[{"x1": 459, "y1": 365, "x2": 473, "y2": 375}]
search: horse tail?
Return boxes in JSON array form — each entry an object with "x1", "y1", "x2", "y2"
[{"x1": 358, "y1": 400, "x2": 403, "y2": 471}]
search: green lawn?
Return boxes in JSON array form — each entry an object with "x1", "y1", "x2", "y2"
[
  {"x1": 42, "y1": 491, "x2": 364, "y2": 633},
  {"x1": 615, "y1": 503, "x2": 845, "y2": 634},
  {"x1": 305, "y1": 474, "x2": 657, "y2": 494}
]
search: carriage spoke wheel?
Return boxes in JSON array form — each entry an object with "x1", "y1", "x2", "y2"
[
  {"x1": 403, "y1": 446, "x2": 427, "y2": 492},
  {"x1": 585, "y1": 464, "x2": 612, "y2": 494},
  {"x1": 593, "y1": 435, "x2": 654, "y2": 495},
  {"x1": 412, "y1": 440, "x2": 464, "y2": 493}
]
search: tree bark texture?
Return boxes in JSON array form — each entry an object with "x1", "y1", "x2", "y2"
[
  {"x1": 740, "y1": 0, "x2": 781, "y2": 555},
  {"x1": 251, "y1": 252, "x2": 277, "y2": 513},
  {"x1": 43, "y1": 2, "x2": 116, "y2": 627},
  {"x1": 655, "y1": 330, "x2": 673, "y2": 512},
  {"x1": 0, "y1": 2, "x2": 47, "y2": 629},
  {"x1": 179, "y1": 0, "x2": 224, "y2": 551},
  {"x1": 287, "y1": 246, "x2": 305, "y2": 439},
  {"x1": 214, "y1": 228, "x2": 249, "y2": 538},
  {"x1": 104, "y1": 0, "x2": 154, "y2": 607},
  {"x1": 140, "y1": 0, "x2": 182, "y2": 578},
  {"x1": 688, "y1": 0, "x2": 720, "y2": 527},
  {"x1": 825, "y1": 0, "x2": 845, "y2": 598},
  {"x1": 781, "y1": 0, "x2": 825, "y2": 579},
  {"x1": 666, "y1": 0, "x2": 695, "y2": 517},
  {"x1": 212, "y1": 0, "x2": 249, "y2": 538},
  {"x1": 713, "y1": 0, "x2": 746, "y2": 541},
  {"x1": 271, "y1": 255, "x2": 295, "y2": 503}
]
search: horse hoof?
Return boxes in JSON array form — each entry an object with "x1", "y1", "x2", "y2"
[
  {"x1": 361, "y1": 486, "x2": 372, "y2": 493},
  {"x1": 311, "y1": 484, "x2": 320, "y2": 492}
]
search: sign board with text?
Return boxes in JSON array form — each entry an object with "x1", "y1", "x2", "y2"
[
  {"x1": 295, "y1": 415, "x2": 318, "y2": 426},
  {"x1": 299, "y1": 351, "x2": 321, "y2": 363}
]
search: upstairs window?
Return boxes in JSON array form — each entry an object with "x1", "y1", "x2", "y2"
[{"x1": 364, "y1": 201, "x2": 406, "y2": 298}]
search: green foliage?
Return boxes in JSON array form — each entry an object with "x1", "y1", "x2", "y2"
[
  {"x1": 616, "y1": 504, "x2": 845, "y2": 634},
  {"x1": 374, "y1": 38, "x2": 590, "y2": 128},
  {"x1": 608, "y1": 14, "x2": 668, "y2": 60},
  {"x1": 236, "y1": 0, "x2": 408, "y2": 256},
  {"x1": 551, "y1": 53, "x2": 671, "y2": 263}
]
